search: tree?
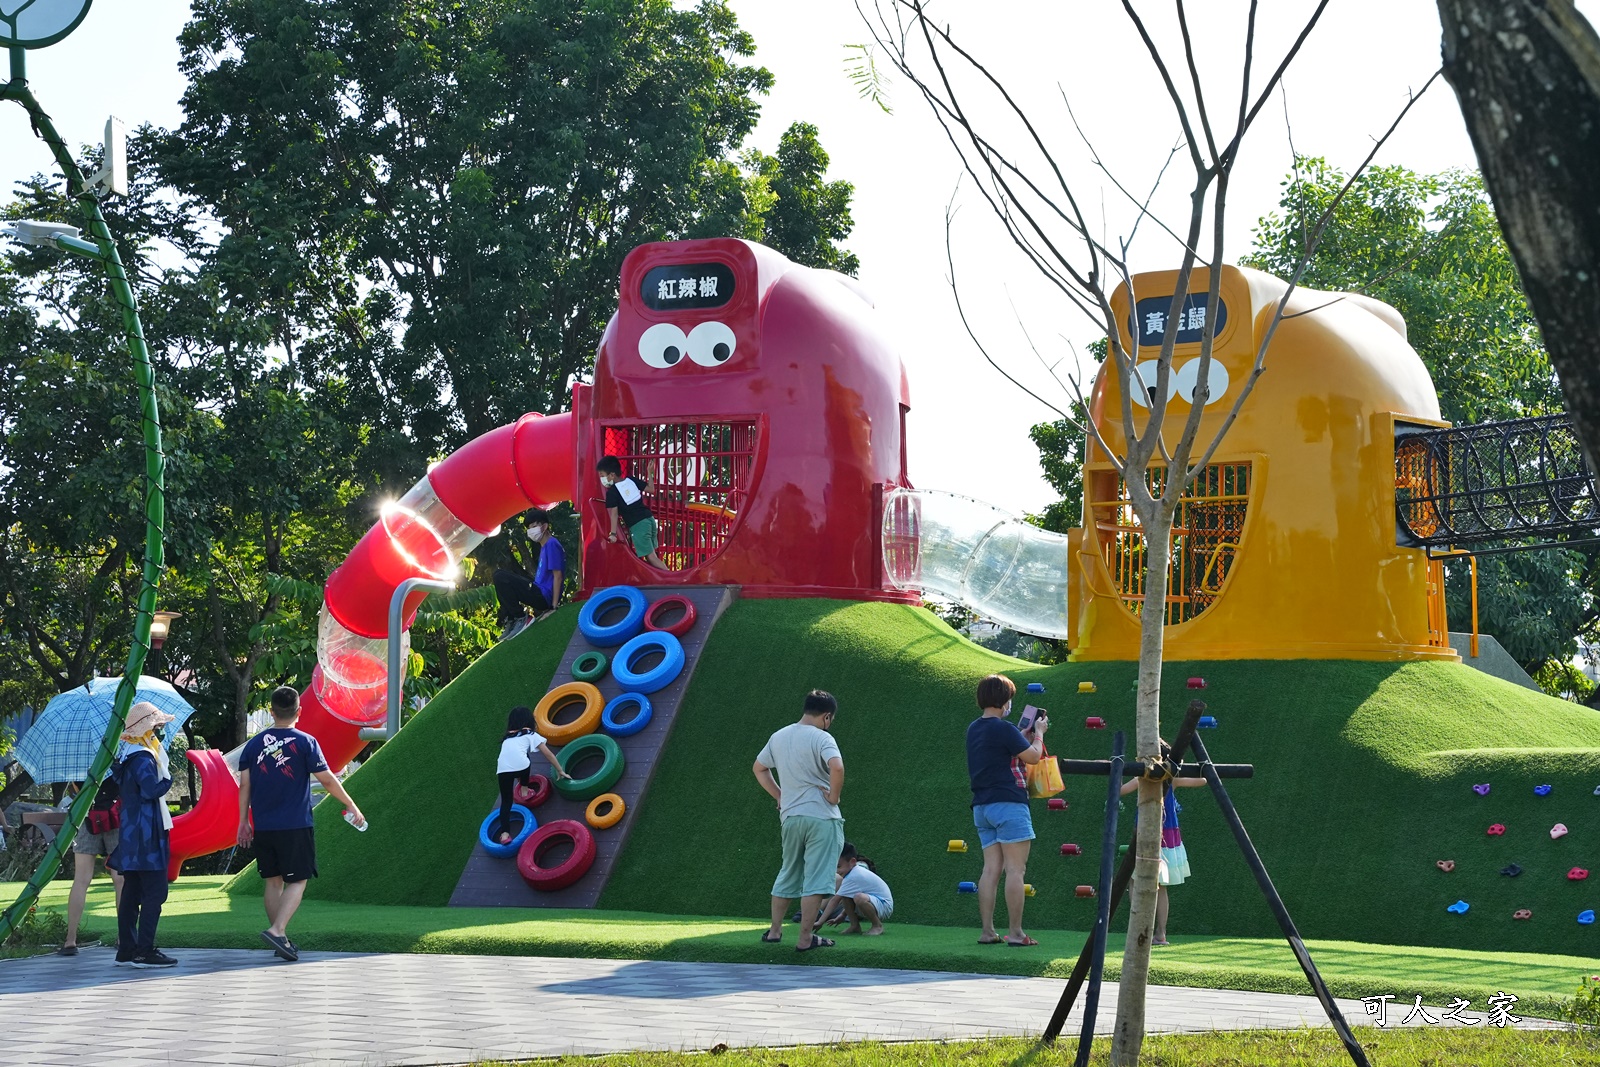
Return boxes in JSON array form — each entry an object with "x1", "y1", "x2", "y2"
[
  {"x1": 1436, "y1": 1, "x2": 1600, "y2": 479},
  {"x1": 867, "y1": 2, "x2": 1427, "y2": 1060},
  {"x1": 1246, "y1": 160, "x2": 1592, "y2": 684},
  {"x1": 741, "y1": 122, "x2": 861, "y2": 276}
]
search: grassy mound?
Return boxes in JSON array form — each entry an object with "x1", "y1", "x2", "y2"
[{"x1": 300, "y1": 596, "x2": 1600, "y2": 956}]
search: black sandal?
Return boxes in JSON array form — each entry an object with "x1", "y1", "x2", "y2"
[
  {"x1": 797, "y1": 935, "x2": 835, "y2": 952},
  {"x1": 760, "y1": 932, "x2": 782, "y2": 943}
]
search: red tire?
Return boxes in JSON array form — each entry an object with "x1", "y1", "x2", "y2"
[
  {"x1": 516, "y1": 819, "x2": 598, "y2": 891},
  {"x1": 643, "y1": 595, "x2": 698, "y2": 637},
  {"x1": 513, "y1": 774, "x2": 552, "y2": 808}
]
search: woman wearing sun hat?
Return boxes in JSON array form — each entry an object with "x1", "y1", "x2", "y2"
[{"x1": 107, "y1": 701, "x2": 178, "y2": 968}]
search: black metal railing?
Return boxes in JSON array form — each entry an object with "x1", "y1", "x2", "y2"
[{"x1": 1395, "y1": 414, "x2": 1600, "y2": 550}]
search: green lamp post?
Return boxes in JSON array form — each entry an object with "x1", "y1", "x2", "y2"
[{"x1": 0, "y1": 0, "x2": 167, "y2": 943}]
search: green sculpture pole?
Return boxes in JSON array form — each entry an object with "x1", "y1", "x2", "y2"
[{"x1": 0, "y1": 43, "x2": 165, "y2": 943}]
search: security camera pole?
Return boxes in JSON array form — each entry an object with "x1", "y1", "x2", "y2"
[{"x1": 0, "y1": 2, "x2": 166, "y2": 943}]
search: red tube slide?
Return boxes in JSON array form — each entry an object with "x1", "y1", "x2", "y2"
[{"x1": 167, "y1": 749, "x2": 240, "y2": 881}]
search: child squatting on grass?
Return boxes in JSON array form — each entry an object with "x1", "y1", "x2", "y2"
[
  {"x1": 1120, "y1": 738, "x2": 1205, "y2": 946},
  {"x1": 820, "y1": 842, "x2": 894, "y2": 935},
  {"x1": 496, "y1": 706, "x2": 570, "y2": 843}
]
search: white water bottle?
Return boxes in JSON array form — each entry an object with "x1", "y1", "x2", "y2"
[{"x1": 344, "y1": 810, "x2": 368, "y2": 832}]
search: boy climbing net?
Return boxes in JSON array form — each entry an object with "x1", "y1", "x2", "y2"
[{"x1": 598, "y1": 455, "x2": 666, "y2": 569}]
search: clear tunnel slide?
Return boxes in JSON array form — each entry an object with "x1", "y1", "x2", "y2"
[
  {"x1": 881, "y1": 488, "x2": 1073, "y2": 640},
  {"x1": 166, "y1": 412, "x2": 576, "y2": 875}
]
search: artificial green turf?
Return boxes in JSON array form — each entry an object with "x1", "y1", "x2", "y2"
[
  {"x1": 299, "y1": 595, "x2": 1600, "y2": 957},
  {"x1": 7, "y1": 877, "x2": 1594, "y2": 1020},
  {"x1": 224, "y1": 604, "x2": 580, "y2": 906}
]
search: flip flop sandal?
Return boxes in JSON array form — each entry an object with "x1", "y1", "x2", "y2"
[
  {"x1": 1005, "y1": 936, "x2": 1040, "y2": 947},
  {"x1": 760, "y1": 932, "x2": 782, "y2": 943},
  {"x1": 977, "y1": 936, "x2": 1006, "y2": 945},
  {"x1": 797, "y1": 936, "x2": 836, "y2": 951}
]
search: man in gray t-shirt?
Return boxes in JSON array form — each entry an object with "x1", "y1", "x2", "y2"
[{"x1": 753, "y1": 690, "x2": 845, "y2": 951}]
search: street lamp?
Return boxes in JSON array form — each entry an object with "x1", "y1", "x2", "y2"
[{"x1": 149, "y1": 610, "x2": 181, "y2": 651}]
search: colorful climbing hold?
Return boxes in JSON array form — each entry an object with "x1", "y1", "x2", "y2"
[
  {"x1": 1514, "y1": 909, "x2": 1532, "y2": 921},
  {"x1": 1075, "y1": 885, "x2": 1096, "y2": 898},
  {"x1": 1535, "y1": 784, "x2": 1554, "y2": 796},
  {"x1": 1580, "y1": 910, "x2": 1596, "y2": 925},
  {"x1": 1487, "y1": 824, "x2": 1506, "y2": 836},
  {"x1": 1061, "y1": 843, "x2": 1082, "y2": 856},
  {"x1": 1553, "y1": 823, "x2": 1570, "y2": 840},
  {"x1": 1024, "y1": 883, "x2": 1037, "y2": 897},
  {"x1": 1435, "y1": 860, "x2": 1456, "y2": 873},
  {"x1": 1197, "y1": 716, "x2": 1218, "y2": 729},
  {"x1": 1027, "y1": 683, "x2": 1046, "y2": 693},
  {"x1": 1085, "y1": 716, "x2": 1106, "y2": 729},
  {"x1": 1593, "y1": 785, "x2": 1600, "y2": 796},
  {"x1": 957, "y1": 881, "x2": 977, "y2": 894},
  {"x1": 1047, "y1": 797, "x2": 1068, "y2": 811},
  {"x1": 1571, "y1": 868, "x2": 1591, "y2": 881},
  {"x1": 1501, "y1": 864, "x2": 1523, "y2": 877},
  {"x1": 1446, "y1": 900, "x2": 1470, "y2": 914},
  {"x1": 1473, "y1": 783, "x2": 1491, "y2": 796},
  {"x1": 947, "y1": 839, "x2": 968, "y2": 853},
  {"x1": 1078, "y1": 681, "x2": 1097, "y2": 694},
  {"x1": 1186, "y1": 677, "x2": 1207, "y2": 689}
]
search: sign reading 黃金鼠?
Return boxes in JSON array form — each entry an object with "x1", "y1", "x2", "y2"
[{"x1": 1133, "y1": 293, "x2": 1228, "y2": 348}]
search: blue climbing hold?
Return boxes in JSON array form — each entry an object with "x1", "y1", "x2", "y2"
[
  {"x1": 1593, "y1": 784, "x2": 1600, "y2": 796},
  {"x1": 1535, "y1": 784, "x2": 1553, "y2": 796},
  {"x1": 1500, "y1": 864, "x2": 1523, "y2": 877},
  {"x1": 1580, "y1": 910, "x2": 1596, "y2": 926},
  {"x1": 1446, "y1": 900, "x2": 1470, "y2": 915},
  {"x1": 957, "y1": 881, "x2": 977, "y2": 894},
  {"x1": 1027, "y1": 683, "x2": 1045, "y2": 693},
  {"x1": 1197, "y1": 716, "x2": 1218, "y2": 729}
]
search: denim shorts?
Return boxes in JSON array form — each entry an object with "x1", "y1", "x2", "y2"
[{"x1": 973, "y1": 801, "x2": 1035, "y2": 849}]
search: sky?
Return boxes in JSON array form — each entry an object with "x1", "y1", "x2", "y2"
[{"x1": 4, "y1": 1, "x2": 1595, "y2": 515}]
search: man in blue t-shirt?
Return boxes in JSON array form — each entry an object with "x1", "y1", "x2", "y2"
[
  {"x1": 238, "y1": 686, "x2": 365, "y2": 962},
  {"x1": 493, "y1": 508, "x2": 566, "y2": 641}
]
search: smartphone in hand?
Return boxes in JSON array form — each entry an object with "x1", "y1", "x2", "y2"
[{"x1": 1018, "y1": 705, "x2": 1043, "y2": 736}]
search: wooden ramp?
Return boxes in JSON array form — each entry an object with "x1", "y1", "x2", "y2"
[{"x1": 448, "y1": 585, "x2": 736, "y2": 908}]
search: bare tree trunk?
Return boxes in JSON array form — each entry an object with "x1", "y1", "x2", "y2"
[
  {"x1": 1112, "y1": 507, "x2": 1174, "y2": 1066},
  {"x1": 1438, "y1": 0, "x2": 1600, "y2": 472}
]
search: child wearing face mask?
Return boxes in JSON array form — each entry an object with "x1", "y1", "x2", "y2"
[
  {"x1": 492, "y1": 507, "x2": 566, "y2": 641},
  {"x1": 597, "y1": 455, "x2": 665, "y2": 569}
]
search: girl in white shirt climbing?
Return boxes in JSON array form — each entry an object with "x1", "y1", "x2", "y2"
[{"x1": 495, "y1": 706, "x2": 570, "y2": 843}]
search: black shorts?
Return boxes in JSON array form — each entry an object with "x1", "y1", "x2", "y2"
[{"x1": 254, "y1": 826, "x2": 318, "y2": 883}]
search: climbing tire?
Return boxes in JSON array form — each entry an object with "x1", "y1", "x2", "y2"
[
  {"x1": 555, "y1": 733, "x2": 626, "y2": 802},
  {"x1": 643, "y1": 595, "x2": 698, "y2": 637},
  {"x1": 516, "y1": 819, "x2": 598, "y2": 891},
  {"x1": 586, "y1": 793, "x2": 626, "y2": 830},
  {"x1": 534, "y1": 682, "x2": 604, "y2": 745},
  {"x1": 513, "y1": 774, "x2": 552, "y2": 809},
  {"x1": 571, "y1": 650, "x2": 609, "y2": 682},
  {"x1": 601, "y1": 692, "x2": 654, "y2": 738},
  {"x1": 479, "y1": 804, "x2": 537, "y2": 858},
  {"x1": 578, "y1": 586, "x2": 648, "y2": 647},
  {"x1": 611, "y1": 631, "x2": 686, "y2": 694}
]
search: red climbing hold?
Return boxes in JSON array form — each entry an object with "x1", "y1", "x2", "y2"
[
  {"x1": 1075, "y1": 885, "x2": 1096, "y2": 898},
  {"x1": 1186, "y1": 677, "x2": 1207, "y2": 689},
  {"x1": 1047, "y1": 798, "x2": 1068, "y2": 810},
  {"x1": 1513, "y1": 909, "x2": 1532, "y2": 920},
  {"x1": 1085, "y1": 716, "x2": 1106, "y2": 729},
  {"x1": 1435, "y1": 860, "x2": 1456, "y2": 872},
  {"x1": 1061, "y1": 843, "x2": 1082, "y2": 856},
  {"x1": 1570, "y1": 867, "x2": 1590, "y2": 881},
  {"x1": 1486, "y1": 824, "x2": 1506, "y2": 836}
]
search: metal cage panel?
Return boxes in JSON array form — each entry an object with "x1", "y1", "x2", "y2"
[{"x1": 607, "y1": 421, "x2": 758, "y2": 571}]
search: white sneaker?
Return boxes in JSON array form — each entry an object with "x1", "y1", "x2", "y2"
[{"x1": 500, "y1": 616, "x2": 532, "y2": 642}]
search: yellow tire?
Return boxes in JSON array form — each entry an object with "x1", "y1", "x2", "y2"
[
  {"x1": 586, "y1": 793, "x2": 626, "y2": 830},
  {"x1": 534, "y1": 682, "x2": 604, "y2": 745}
]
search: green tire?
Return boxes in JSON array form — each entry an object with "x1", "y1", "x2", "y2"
[
  {"x1": 556, "y1": 733, "x2": 626, "y2": 802},
  {"x1": 572, "y1": 650, "x2": 609, "y2": 682}
]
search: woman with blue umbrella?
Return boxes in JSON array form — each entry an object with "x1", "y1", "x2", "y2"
[{"x1": 108, "y1": 702, "x2": 178, "y2": 968}]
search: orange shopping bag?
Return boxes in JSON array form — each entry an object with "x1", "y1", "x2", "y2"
[{"x1": 1027, "y1": 742, "x2": 1064, "y2": 799}]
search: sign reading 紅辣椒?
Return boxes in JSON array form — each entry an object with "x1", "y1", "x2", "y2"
[
  {"x1": 1133, "y1": 294, "x2": 1228, "y2": 348},
  {"x1": 641, "y1": 262, "x2": 736, "y2": 312}
]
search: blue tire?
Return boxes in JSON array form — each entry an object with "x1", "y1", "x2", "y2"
[
  {"x1": 611, "y1": 631, "x2": 686, "y2": 694},
  {"x1": 602, "y1": 692, "x2": 655, "y2": 737},
  {"x1": 578, "y1": 586, "x2": 649, "y2": 647},
  {"x1": 480, "y1": 804, "x2": 536, "y2": 858}
]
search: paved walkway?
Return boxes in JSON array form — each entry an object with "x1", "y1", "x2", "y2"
[{"x1": 0, "y1": 947, "x2": 1556, "y2": 1066}]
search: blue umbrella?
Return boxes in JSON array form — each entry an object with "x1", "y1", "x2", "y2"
[{"x1": 13, "y1": 676, "x2": 195, "y2": 785}]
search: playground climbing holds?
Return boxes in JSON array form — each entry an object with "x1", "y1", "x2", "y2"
[
  {"x1": 1061, "y1": 843, "x2": 1082, "y2": 856},
  {"x1": 1085, "y1": 717, "x2": 1106, "y2": 729},
  {"x1": 577, "y1": 585, "x2": 649, "y2": 646},
  {"x1": 1024, "y1": 884, "x2": 1037, "y2": 897},
  {"x1": 1075, "y1": 885, "x2": 1096, "y2": 898},
  {"x1": 479, "y1": 804, "x2": 537, "y2": 858},
  {"x1": 1486, "y1": 824, "x2": 1506, "y2": 836},
  {"x1": 1594, "y1": 785, "x2": 1600, "y2": 796},
  {"x1": 957, "y1": 881, "x2": 977, "y2": 894},
  {"x1": 1435, "y1": 860, "x2": 1456, "y2": 872},
  {"x1": 611, "y1": 630, "x2": 686, "y2": 694},
  {"x1": 1501, "y1": 864, "x2": 1523, "y2": 877},
  {"x1": 571, "y1": 650, "x2": 609, "y2": 682},
  {"x1": 948, "y1": 839, "x2": 969, "y2": 853},
  {"x1": 1571, "y1": 868, "x2": 1591, "y2": 881},
  {"x1": 1472, "y1": 783, "x2": 1491, "y2": 796},
  {"x1": 1187, "y1": 677, "x2": 1206, "y2": 689},
  {"x1": 1047, "y1": 798, "x2": 1068, "y2": 811},
  {"x1": 1535, "y1": 784, "x2": 1554, "y2": 796},
  {"x1": 1553, "y1": 823, "x2": 1570, "y2": 840},
  {"x1": 1197, "y1": 716, "x2": 1218, "y2": 729},
  {"x1": 1027, "y1": 683, "x2": 1046, "y2": 693},
  {"x1": 517, "y1": 819, "x2": 598, "y2": 892},
  {"x1": 555, "y1": 733, "x2": 626, "y2": 802},
  {"x1": 513, "y1": 774, "x2": 552, "y2": 809},
  {"x1": 1446, "y1": 900, "x2": 1470, "y2": 915},
  {"x1": 585, "y1": 793, "x2": 626, "y2": 830},
  {"x1": 600, "y1": 692, "x2": 654, "y2": 738},
  {"x1": 534, "y1": 682, "x2": 605, "y2": 745},
  {"x1": 643, "y1": 594, "x2": 698, "y2": 637},
  {"x1": 1514, "y1": 909, "x2": 1532, "y2": 921},
  {"x1": 1077, "y1": 681, "x2": 1096, "y2": 694},
  {"x1": 1581, "y1": 910, "x2": 1597, "y2": 925}
]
